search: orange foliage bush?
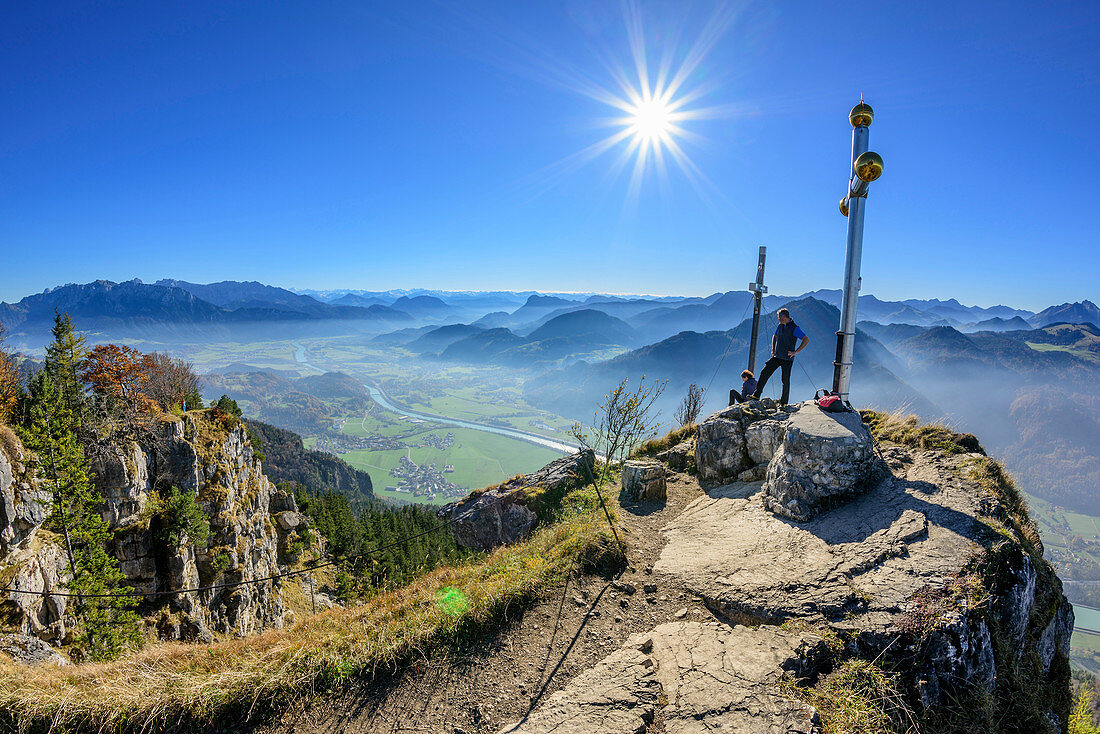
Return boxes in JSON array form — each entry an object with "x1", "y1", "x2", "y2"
[{"x1": 80, "y1": 344, "x2": 161, "y2": 415}]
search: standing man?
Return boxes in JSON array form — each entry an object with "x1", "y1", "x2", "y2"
[{"x1": 752, "y1": 308, "x2": 808, "y2": 406}]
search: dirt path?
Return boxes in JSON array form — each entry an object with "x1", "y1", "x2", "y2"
[{"x1": 262, "y1": 472, "x2": 711, "y2": 734}]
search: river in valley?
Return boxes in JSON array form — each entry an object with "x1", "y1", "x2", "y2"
[{"x1": 292, "y1": 341, "x2": 577, "y2": 454}]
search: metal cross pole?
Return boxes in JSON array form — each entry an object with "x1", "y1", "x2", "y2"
[
  {"x1": 747, "y1": 246, "x2": 768, "y2": 373},
  {"x1": 832, "y1": 100, "x2": 884, "y2": 402}
]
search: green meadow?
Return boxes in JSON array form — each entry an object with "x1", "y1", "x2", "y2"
[{"x1": 337, "y1": 419, "x2": 563, "y2": 505}]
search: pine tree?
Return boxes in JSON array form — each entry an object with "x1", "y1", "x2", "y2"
[
  {"x1": 43, "y1": 312, "x2": 88, "y2": 430},
  {"x1": 21, "y1": 370, "x2": 142, "y2": 661}
]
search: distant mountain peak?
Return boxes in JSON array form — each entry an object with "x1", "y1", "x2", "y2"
[
  {"x1": 523, "y1": 294, "x2": 576, "y2": 307},
  {"x1": 1030, "y1": 299, "x2": 1100, "y2": 328}
]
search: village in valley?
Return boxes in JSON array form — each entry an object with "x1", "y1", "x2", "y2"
[
  {"x1": 314, "y1": 425, "x2": 466, "y2": 501},
  {"x1": 385, "y1": 455, "x2": 465, "y2": 501}
]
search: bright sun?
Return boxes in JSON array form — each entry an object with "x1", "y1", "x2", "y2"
[
  {"x1": 627, "y1": 97, "x2": 675, "y2": 143},
  {"x1": 538, "y1": 1, "x2": 742, "y2": 204}
]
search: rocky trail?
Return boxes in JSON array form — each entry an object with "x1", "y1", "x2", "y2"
[{"x1": 262, "y1": 471, "x2": 710, "y2": 734}]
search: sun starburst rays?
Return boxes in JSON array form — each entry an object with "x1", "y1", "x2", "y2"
[
  {"x1": 568, "y1": 3, "x2": 746, "y2": 213},
  {"x1": 510, "y1": 1, "x2": 748, "y2": 215}
]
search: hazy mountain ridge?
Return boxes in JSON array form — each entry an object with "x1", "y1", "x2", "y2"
[
  {"x1": 434, "y1": 310, "x2": 639, "y2": 367},
  {"x1": 1031, "y1": 299, "x2": 1100, "y2": 327},
  {"x1": 865, "y1": 321, "x2": 1100, "y2": 513},
  {"x1": 0, "y1": 279, "x2": 414, "y2": 349},
  {"x1": 405, "y1": 323, "x2": 487, "y2": 353},
  {"x1": 3, "y1": 279, "x2": 1069, "y2": 352},
  {"x1": 525, "y1": 297, "x2": 934, "y2": 420}
]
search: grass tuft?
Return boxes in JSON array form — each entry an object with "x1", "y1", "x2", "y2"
[
  {"x1": 860, "y1": 410, "x2": 984, "y2": 455},
  {"x1": 631, "y1": 424, "x2": 695, "y2": 459},
  {"x1": 781, "y1": 658, "x2": 918, "y2": 734}
]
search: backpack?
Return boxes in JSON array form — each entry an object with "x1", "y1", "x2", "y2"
[{"x1": 814, "y1": 389, "x2": 849, "y2": 413}]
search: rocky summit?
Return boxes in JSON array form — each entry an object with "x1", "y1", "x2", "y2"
[{"x1": 497, "y1": 400, "x2": 1073, "y2": 733}]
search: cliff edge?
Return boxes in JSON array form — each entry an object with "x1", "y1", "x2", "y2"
[{"x1": 0, "y1": 411, "x2": 307, "y2": 649}]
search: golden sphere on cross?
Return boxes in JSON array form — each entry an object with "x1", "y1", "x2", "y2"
[
  {"x1": 849, "y1": 102, "x2": 874, "y2": 128},
  {"x1": 854, "y1": 151, "x2": 884, "y2": 182}
]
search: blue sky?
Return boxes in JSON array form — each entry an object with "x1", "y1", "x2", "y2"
[{"x1": 2, "y1": 1, "x2": 1097, "y2": 310}]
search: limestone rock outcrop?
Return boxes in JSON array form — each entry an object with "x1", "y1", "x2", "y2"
[
  {"x1": 442, "y1": 449, "x2": 594, "y2": 551},
  {"x1": 694, "y1": 401, "x2": 792, "y2": 483},
  {"x1": 694, "y1": 402, "x2": 874, "y2": 522},
  {"x1": 1, "y1": 539, "x2": 70, "y2": 644},
  {"x1": 101, "y1": 415, "x2": 294, "y2": 640},
  {"x1": 1, "y1": 413, "x2": 303, "y2": 646},
  {"x1": 621, "y1": 460, "x2": 666, "y2": 502},
  {"x1": 656, "y1": 435, "x2": 1073, "y2": 728},
  {"x1": 0, "y1": 430, "x2": 50, "y2": 556},
  {"x1": 762, "y1": 407, "x2": 875, "y2": 521}
]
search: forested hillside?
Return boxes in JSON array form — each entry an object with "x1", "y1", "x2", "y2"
[{"x1": 246, "y1": 420, "x2": 376, "y2": 505}]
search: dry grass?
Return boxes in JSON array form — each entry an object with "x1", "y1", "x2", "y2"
[
  {"x1": 0, "y1": 423, "x2": 21, "y2": 463},
  {"x1": 0, "y1": 503, "x2": 620, "y2": 732},
  {"x1": 860, "y1": 410, "x2": 984, "y2": 455},
  {"x1": 631, "y1": 424, "x2": 696, "y2": 459},
  {"x1": 781, "y1": 659, "x2": 918, "y2": 734}
]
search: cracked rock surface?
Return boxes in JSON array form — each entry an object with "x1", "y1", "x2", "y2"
[
  {"x1": 656, "y1": 447, "x2": 989, "y2": 633},
  {"x1": 500, "y1": 621, "x2": 820, "y2": 734}
]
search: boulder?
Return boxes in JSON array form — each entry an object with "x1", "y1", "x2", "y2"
[
  {"x1": 694, "y1": 402, "x2": 788, "y2": 483},
  {"x1": 655, "y1": 439, "x2": 694, "y2": 472},
  {"x1": 0, "y1": 633, "x2": 69, "y2": 667},
  {"x1": 443, "y1": 491, "x2": 537, "y2": 552},
  {"x1": 275, "y1": 511, "x2": 300, "y2": 531},
  {"x1": 442, "y1": 450, "x2": 595, "y2": 551},
  {"x1": 744, "y1": 417, "x2": 788, "y2": 465},
  {"x1": 762, "y1": 407, "x2": 875, "y2": 522},
  {"x1": 622, "y1": 461, "x2": 666, "y2": 502},
  {"x1": 695, "y1": 412, "x2": 749, "y2": 482}
]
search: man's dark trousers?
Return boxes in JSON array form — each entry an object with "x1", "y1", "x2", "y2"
[{"x1": 753, "y1": 357, "x2": 793, "y2": 405}]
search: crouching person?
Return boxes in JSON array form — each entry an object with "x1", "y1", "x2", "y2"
[{"x1": 729, "y1": 370, "x2": 758, "y2": 406}]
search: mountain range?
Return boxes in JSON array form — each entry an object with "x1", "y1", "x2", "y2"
[
  {"x1": 6, "y1": 278, "x2": 1090, "y2": 349},
  {"x1": 5, "y1": 277, "x2": 1096, "y2": 516},
  {"x1": 0, "y1": 279, "x2": 412, "y2": 349}
]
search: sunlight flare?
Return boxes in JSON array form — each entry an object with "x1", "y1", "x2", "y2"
[{"x1": 519, "y1": 1, "x2": 746, "y2": 210}]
